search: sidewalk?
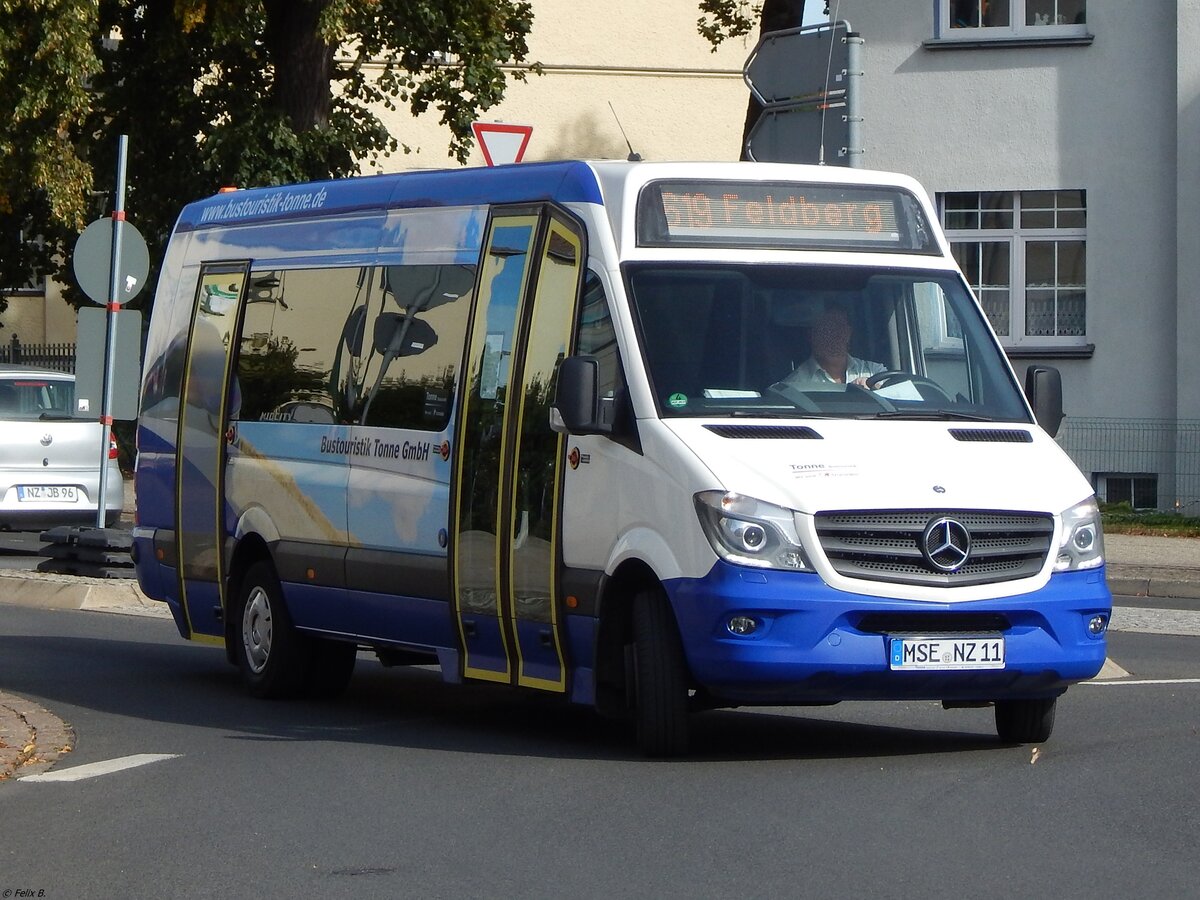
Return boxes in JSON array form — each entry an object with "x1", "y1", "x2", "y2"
[{"x1": 1103, "y1": 533, "x2": 1200, "y2": 603}]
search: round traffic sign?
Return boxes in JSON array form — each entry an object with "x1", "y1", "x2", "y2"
[{"x1": 73, "y1": 217, "x2": 151, "y2": 305}]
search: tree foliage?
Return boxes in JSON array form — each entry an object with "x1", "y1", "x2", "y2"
[
  {"x1": 0, "y1": 0, "x2": 537, "y2": 315},
  {"x1": 0, "y1": 0, "x2": 100, "y2": 311}
]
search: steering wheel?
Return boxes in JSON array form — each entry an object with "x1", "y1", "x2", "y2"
[{"x1": 865, "y1": 370, "x2": 953, "y2": 402}]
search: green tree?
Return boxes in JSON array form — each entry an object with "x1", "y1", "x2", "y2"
[
  {"x1": 0, "y1": 0, "x2": 537, "y2": 314},
  {"x1": 0, "y1": 0, "x2": 100, "y2": 315},
  {"x1": 697, "y1": 0, "x2": 814, "y2": 158}
]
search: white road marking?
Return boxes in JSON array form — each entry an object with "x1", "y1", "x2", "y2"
[
  {"x1": 1080, "y1": 678, "x2": 1200, "y2": 687},
  {"x1": 19, "y1": 753, "x2": 180, "y2": 783},
  {"x1": 1110, "y1": 606, "x2": 1200, "y2": 637}
]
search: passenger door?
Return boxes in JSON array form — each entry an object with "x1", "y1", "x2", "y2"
[
  {"x1": 451, "y1": 207, "x2": 585, "y2": 690},
  {"x1": 175, "y1": 261, "x2": 249, "y2": 641}
]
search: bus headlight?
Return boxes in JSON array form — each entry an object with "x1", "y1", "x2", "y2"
[
  {"x1": 1054, "y1": 496, "x2": 1105, "y2": 571},
  {"x1": 694, "y1": 491, "x2": 811, "y2": 571}
]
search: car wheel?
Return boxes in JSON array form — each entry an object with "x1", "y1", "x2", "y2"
[
  {"x1": 233, "y1": 560, "x2": 311, "y2": 698},
  {"x1": 632, "y1": 587, "x2": 690, "y2": 757},
  {"x1": 995, "y1": 696, "x2": 1057, "y2": 743}
]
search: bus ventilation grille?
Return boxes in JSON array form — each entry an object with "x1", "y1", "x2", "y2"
[
  {"x1": 948, "y1": 428, "x2": 1033, "y2": 443},
  {"x1": 703, "y1": 424, "x2": 822, "y2": 440}
]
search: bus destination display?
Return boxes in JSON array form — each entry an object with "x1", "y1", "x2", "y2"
[{"x1": 637, "y1": 180, "x2": 934, "y2": 253}]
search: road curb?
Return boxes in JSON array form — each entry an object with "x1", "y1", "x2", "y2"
[
  {"x1": 0, "y1": 569, "x2": 170, "y2": 618},
  {"x1": 1107, "y1": 575, "x2": 1200, "y2": 601}
]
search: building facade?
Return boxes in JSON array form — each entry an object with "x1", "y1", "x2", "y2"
[{"x1": 830, "y1": 0, "x2": 1200, "y2": 511}]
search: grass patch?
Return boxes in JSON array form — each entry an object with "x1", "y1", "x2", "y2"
[{"x1": 1100, "y1": 502, "x2": 1200, "y2": 538}]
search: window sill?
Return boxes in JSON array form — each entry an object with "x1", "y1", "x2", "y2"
[
  {"x1": 1003, "y1": 344, "x2": 1095, "y2": 359},
  {"x1": 924, "y1": 34, "x2": 1094, "y2": 50}
]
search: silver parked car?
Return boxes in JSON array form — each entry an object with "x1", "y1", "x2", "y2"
[{"x1": 0, "y1": 364, "x2": 124, "y2": 529}]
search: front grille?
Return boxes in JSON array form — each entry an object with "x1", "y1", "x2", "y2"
[{"x1": 814, "y1": 509, "x2": 1053, "y2": 587}]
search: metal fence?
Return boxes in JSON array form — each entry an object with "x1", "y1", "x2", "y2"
[
  {"x1": 1057, "y1": 418, "x2": 1200, "y2": 513},
  {"x1": 0, "y1": 336, "x2": 76, "y2": 373}
]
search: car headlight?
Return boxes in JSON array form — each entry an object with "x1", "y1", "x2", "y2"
[
  {"x1": 1054, "y1": 496, "x2": 1105, "y2": 571},
  {"x1": 694, "y1": 491, "x2": 811, "y2": 571}
]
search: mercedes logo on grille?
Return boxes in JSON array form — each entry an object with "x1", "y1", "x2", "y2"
[{"x1": 922, "y1": 517, "x2": 971, "y2": 572}]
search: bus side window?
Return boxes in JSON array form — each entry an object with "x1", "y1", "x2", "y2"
[
  {"x1": 352, "y1": 263, "x2": 475, "y2": 431},
  {"x1": 577, "y1": 270, "x2": 632, "y2": 436},
  {"x1": 235, "y1": 267, "x2": 359, "y2": 424}
]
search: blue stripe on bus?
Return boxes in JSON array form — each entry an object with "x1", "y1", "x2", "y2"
[{"x1": 175, "y1": 161, "x2": 605, "y2": 232}]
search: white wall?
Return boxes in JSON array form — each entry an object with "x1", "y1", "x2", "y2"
[{"x1": 369, "y1": 0, "x2": 755, "y2": 167}]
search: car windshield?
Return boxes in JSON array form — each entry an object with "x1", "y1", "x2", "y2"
[
  {"x1": 0, "y1": 376, "x2": 75, "y2": 420},
  {"x1": 625, "y1": 263, "x2": 1031, "y2": 422}
]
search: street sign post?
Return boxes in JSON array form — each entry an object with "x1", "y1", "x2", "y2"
[
  {"x1": 742, "y1": 21, "x2": 863, "y2": 167},
  {"x1": 471, "y1": 122, "x2": 533, "y2": 166},
  {"x1": 73, "y1": 217, "x2": 149, "y2": 306},
  {"x1": 744, "y1": 20, "x2": 850, "y2": 106},
  {"x1": 745, "y1": 99, "x2": 849, "y2": 167},
  {"x1": 70, "y1": 135, "x2": 145, "y2": 528}
]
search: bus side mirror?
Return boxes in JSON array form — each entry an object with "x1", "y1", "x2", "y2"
[
  {"x1": 552, "y1": 356, "x2": 608, "y2": 435},
  {"x1": 1024, "y1": 365, "x2": 1064, "y2": 438}
]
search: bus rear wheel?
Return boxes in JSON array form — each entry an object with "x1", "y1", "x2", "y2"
[
  {"x1": 994, "y1": 696, "x2": 1057, "y2": 744},
  {"x1": 632, "y1": 587, "x2": 690, "y2": 757},
  {"x1": 233, "y1": 560, "x2": 310, "y2": 699}
]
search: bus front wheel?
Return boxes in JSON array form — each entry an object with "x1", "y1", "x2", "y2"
[
  {"x1": 994, "y1": 696, "x2": 1057, "y2": 744},
  {"x1": 632, "y1": 587, "x2": 690, "y2": 757}
]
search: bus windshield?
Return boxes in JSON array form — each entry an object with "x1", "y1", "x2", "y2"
[{"x1": 625, "y1": 263, "x2": 1030, "y2": 422}]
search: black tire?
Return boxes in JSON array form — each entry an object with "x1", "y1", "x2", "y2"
[
  {"x1": 995, "y1": 696, "x2": 1057, "y2": 743},
  {"x1": 232, "y1": 560, "x2": 312, "y2": 698},
  {"x1": 305, "y1": 639, "x2": 357, "y2": 700},
  {"x1": 632, "y1": 588, "x2": 690, "y2": 757}
]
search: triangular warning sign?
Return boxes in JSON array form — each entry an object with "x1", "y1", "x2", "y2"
[{"x1": 471, "y1": 122, "x2": 533, "y2": 166}]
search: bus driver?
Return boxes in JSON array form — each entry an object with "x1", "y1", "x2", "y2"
[{"x1": 780, "y1": 303, "x2": 885, "y2": 388}]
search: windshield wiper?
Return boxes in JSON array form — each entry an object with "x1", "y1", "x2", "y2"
[
  {"x1": 865, "y1": 410, "x2": 994, "y2": 421},
  {"x1": 726, "y1": 409, "x2": 842, "y2": 419}
]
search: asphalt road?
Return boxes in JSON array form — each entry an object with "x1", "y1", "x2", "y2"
[{"x1": 1, "y1": 601, "x2": 1197, "y2": 898}]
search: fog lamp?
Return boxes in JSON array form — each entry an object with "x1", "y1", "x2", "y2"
[
  {"x1": 1088, "y1": 614, "x2": 1108, "y2": 636},
  {"x1": 727, "y1": 615, "x2": 758, "y2": 636}
]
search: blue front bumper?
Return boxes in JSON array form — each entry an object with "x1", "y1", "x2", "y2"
[{"x1": 666, "y1": 563, "x2": 1111, "y2": 705}]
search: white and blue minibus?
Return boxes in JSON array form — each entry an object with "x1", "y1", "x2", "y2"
[{"x1": 133, "y1": 161, "x2": 1111, "y2": 755}]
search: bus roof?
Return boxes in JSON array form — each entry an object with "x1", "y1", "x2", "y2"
[{"x1": 173, "y1": 160, "x2": 935, "y2": 240}]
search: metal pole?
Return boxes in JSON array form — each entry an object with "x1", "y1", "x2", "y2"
[
  {"x1": 846, "y1": 32, "x2": 865, "y2": 168},
  {"x1": 96, "y1": 134, "x2": 128, "y2": 529}
]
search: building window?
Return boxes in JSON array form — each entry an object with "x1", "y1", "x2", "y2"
[
  {"x1": 1095, "y1": 472, "x2": 1158, "y2": 510},
  {"x1": 940, "y1": 0, "x2": 1087, "y2": 41},
  {"x1": 941, "y1": 190, "x2": 1086, "y2": 347}
]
